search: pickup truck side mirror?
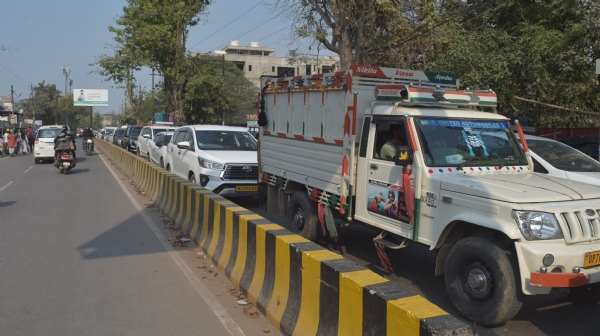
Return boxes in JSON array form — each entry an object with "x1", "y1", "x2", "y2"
[
  {"x1": 395, "y1": 145, "x2": 413, "y2": 166},
  {"x1": 177, "y1": 141, "x2": 191, "y2": 149},
  {"x1": 143, "y1": 134, "x2": 151, "y2": 139}
]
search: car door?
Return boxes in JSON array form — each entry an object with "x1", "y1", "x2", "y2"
[
  {"x1": 149, "y1": 134, "x2": 162, "y2": 164},
  {"x1": 138, "y1": 127, "x2": 148, "y2": 155},
  {"x1": 171, "y1": 129, "x2": 188, "y2": 176},
  {"x1": 181, "y1": 130, "x2": 196, "y2": 179}
]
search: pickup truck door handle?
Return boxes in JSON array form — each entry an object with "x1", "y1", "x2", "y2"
[{"x1": 370, "y1": 163, "x2": 378, "y2": 170}]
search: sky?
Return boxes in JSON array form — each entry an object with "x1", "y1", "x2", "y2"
[{"x1": 0, "y1": 0, "x2": 315, "y2": 115}]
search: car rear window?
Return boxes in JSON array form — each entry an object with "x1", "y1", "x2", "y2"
[{"x1": 37, "y1": 129, "x2": 61, "y2": 138}]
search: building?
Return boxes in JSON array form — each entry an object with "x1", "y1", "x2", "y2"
[
  {"x1": 191, "y1": 41, "x2": 340, "y2": 88},
  {"x1": 102, "y1": 112, "x2": 116, "y2": 127}
]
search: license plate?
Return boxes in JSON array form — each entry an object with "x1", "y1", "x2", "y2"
[
  {"x1": 63, "y1": 162, "x2": 70, "y2": 167},
  {"x1": 235, "y1": 186, "x2": 258, "y2": 192},
  {"x1": 584, "y1": 250, "x2": 600, "y2": 268}
]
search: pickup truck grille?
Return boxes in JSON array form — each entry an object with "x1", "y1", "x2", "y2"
[
  {"x1": 222, "y1": 164, "x2": 258, "y2": 181},
  {"x1": 559, "y1": 210, "x2": 600, "y2": 244}
]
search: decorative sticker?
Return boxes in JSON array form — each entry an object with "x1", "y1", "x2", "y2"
[
  {"x1": 445, "y1": 154, "x2": 463, "y2": 164},
  {"x1": 367, "y1": 179, "x2": 410, "y2": 223},
  {"x1": 420, "y1": 119, "x2": 509, "y2": 129}
]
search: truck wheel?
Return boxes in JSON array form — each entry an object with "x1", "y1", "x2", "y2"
[
  {"x1": 445, "y1": 236, "x2": 523, "y2": 327},
  {"x1": 258, "y1": 183, "x2": 268, "y2": 212},
  {"x1": 569, "y1": 283, "x2": 600, "y2": 303},
  {"x1": 287, "y1": 191, "x2": 318, "y2": 241}
]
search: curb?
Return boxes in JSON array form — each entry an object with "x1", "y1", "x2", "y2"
[{"x1": 96, "y1": 140, "x2": 472, "y2": 336}]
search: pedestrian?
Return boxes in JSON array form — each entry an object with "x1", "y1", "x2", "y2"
[
  {"x1": 2, "y1": 129, "x2": 8, "y2": 156},
  {"x1": 27, "y1": 127, "x2": 34, "y2": 152},
  {"x1": 7, "y1": 131, "x2": 18, "y2": 157},
  {"x1": 0, "y1": 133, "x2": 4, "y2": 158},
  {"x1": 21, "y1": 129, "x2": 29, "y2": 154},
  {"x1": 14, "y1": 129, "x2": 22, "y2": 155}
]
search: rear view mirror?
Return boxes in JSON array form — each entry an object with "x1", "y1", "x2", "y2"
[
  {"x1": 177, "y1": 141, "x2": 191, "y2": 149},
  {"x1": 143, "y1": 134, "x2": 151, "y2": 139},
  {"x1": 395, "y1": 145, "x2": 412, "y2": 166}
]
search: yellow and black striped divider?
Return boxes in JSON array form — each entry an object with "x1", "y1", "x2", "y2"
[{"x1": 96, "y1": 140, "x2": 472, "y2": 336}]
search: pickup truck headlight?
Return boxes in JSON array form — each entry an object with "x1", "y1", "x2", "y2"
[
  {"x1": 198, "y1": 157, "x2": 224, "y2": 170},
  {"x1": 511, "y1": 211, "x2": 564, "y2": 240}
]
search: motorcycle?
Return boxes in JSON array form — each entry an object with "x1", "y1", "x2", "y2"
[
  {"x1": 55, "y1": 149, "x2": 75, "y2": 174},
  {"x1": 84, "y1": 138, "x2": 94, "y2": 155}
]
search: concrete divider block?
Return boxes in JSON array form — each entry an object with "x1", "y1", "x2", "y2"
[{"x1": 95, "y1": 140, "x2": 473, "y2": 336}]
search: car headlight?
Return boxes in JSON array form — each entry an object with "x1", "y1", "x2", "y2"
[
  {"x1": 511, "y1": 211, "x2": 564, "y2": 240},
  {"x1": 198, "y1": 157, "x2": 224, "y2": 170}
]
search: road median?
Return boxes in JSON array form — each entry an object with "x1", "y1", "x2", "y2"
[{"x1": 96, "y1": 140, "x2": 472, "y2": 336}]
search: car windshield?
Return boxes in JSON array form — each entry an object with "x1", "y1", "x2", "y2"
[
  {"x1": 115, "y1": 129, "x2": 125, "y2": 137},
  {"x1": 415, "y1": 118, "x2": 527, "y2": 167},
  {"x1": 37, "y1": 129, "x2": 61, "y2": 138},
  {"x1": 527, "y1": 139, "x2": 600, "y2": 172},
  {"x1": 195, "y1": 130, "x2": 257, "y2": 151},
  {"x1": 129, "y1": 128, "x2": 142, "y2": 137}
]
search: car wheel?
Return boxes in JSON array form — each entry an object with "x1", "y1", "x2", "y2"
[
  {"x1": 166, "y1": 164, "x2": 171, "y2": 172},
  {"x1": 445, "y1": 236, "x2": 523, "y2": 327},
  {"x1": 189, "y1": 173, "x2": 196, "y2": 184},
  {"x1": 136, "y1": 149, "x2": 140, "y2": 157},
  {"x1": 286, "y1": 191, "x2": 319, "y2": 241},
  {"x1": 160, "y1": 158, "x2": 164, "y2": 169}
]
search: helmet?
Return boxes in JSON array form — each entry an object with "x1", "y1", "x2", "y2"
[
  {"x1": 86, "y1": 126, "x2": 91, "y2": 131},
  {"x1": 61, "y1": 126, "x2": 68, "y2": 131}
]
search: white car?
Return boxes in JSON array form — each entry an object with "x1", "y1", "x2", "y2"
[
  {"x1": 164, "y1": 125, "x2": 258, "y2": 196},
  {"x1": 34, "y1": 125, "x2": 67, "y2": 164},
  {"x1": 137, "y1": 125, "x2": 177, "y2": 159},
  {"x1": 148, "y1": 131, "x2": 174, "y2": 168},
  {"x1": 104, "y1": 127, "x2": 116, "y2": 143},
  {"x1": 521, "y1": 134, "x2": 600, "y2": 184}
]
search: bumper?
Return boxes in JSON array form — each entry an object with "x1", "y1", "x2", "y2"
[
  {"x1": 202, "y1": 173, "x2": 257, "y2": 196},
  {"x1": 515, "y1": 240, "x2": 600, "y2": 294}
]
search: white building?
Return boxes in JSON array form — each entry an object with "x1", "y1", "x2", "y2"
[{"x1": 191, "y1": 41, "x2": 340, "y2": 88}]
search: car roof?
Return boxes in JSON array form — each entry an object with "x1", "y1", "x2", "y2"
[
  {"x1": 145, "y1": 126, "x2": 176, "y2": 129},
  {"x1": 185, "y1": 125, "x2": 249, "y2": 132},
  {"x1": 156, "y1": 131, "x2": 175, "y2": 135},
  {"x1": 38, "y1": 125, "x2": 66, "y2": 129}
]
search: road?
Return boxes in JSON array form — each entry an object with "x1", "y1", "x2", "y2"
[
  {"x1": 0, "y1": 142, "x2": 279, "y2": 336},
  {"x1": 232, "y1": 198, "x2": 600, "y2": 336}
]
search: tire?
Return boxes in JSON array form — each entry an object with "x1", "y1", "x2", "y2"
[
  {"x1": 189, "y1": 173, "x2": 196, "y2": 184},
  {"x1": 166, "y1": 164, "x2": 171, "y2": 172},
  {"x1": 160, "y1": 158, "x2": 164, "y2": 169},
  {"x1": 286, "y1": 191, "x2": 319, "y2": 241},
  {"x1": 137, "y1": 149, "x2": 141, "y2": 157},
  {"x1": 87, "y1": 146, "x2": 91, "y2": 156},
  {"x1": 445, "y1": 236, "x2": 523, "y2": 327},
  {"x1": 569, "y1": 283, "x2": 600, "y2": 303},
  {"x1": 34, "y1": 158, "x2": 39, "y2": 164}
]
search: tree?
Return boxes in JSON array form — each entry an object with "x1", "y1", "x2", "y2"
[
  {"x1": 275, "y1": 0, "x2": 406, "y2": 69},
  {"x1": 93, "y1": 0, "x2": 212, "y2": 120}
]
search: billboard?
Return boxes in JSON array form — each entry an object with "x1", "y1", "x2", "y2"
[{"x1": 73, "y1": 89, "x2": 108, "y2": 106}]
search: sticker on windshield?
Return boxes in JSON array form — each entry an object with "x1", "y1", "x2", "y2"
[
  {"x1": 461, "y1": 130, "x2": 489, "y2": 157},
  {"x1": 445, "y1": 154, "x2": 463, "y2": 164},
  {"x1": 420, "y1": 119, "x2": 509, "y2": 129}
]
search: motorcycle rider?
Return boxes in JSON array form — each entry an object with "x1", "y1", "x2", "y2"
[
  {"x1": 82, "y1": 126, "x2": 95, "y2": 151},
  {"x1": 53, "y1": 126, "x2": 76, "y2": 167}
]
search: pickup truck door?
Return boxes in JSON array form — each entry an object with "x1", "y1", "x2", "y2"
[{"x1": 360, "y1": 120, "x2": 414, "y2": 232}]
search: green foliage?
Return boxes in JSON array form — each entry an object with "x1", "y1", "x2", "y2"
[{"x1": 92, "y1": 0, "x2": 212, "y2": 119}]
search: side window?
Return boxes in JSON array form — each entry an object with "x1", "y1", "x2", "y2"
[
  {"x1": 372, "y1": 122, "x2": 408, "y2": 161},
  {"x1": 184, "y1": 131, "x2": 194, "y2": 149},
  {"x1": 532, "y1": 157, "x2": 549, "y2": 174},
  {"x1": 171, "y1": 130, "x2": 181, "y2": 144},
  {"x1": 175, "y1": 130, "x2": 187, "y2": 143}
]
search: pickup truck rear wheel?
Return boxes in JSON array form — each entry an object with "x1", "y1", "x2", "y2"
[
  {"x1": 445, "y1": 236, "x2": 523, "y2": 327},
  {"x1": 287, "y1": 191, "x2": 318, "y2": 241}
]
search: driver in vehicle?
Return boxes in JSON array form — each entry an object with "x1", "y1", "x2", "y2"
[{"x1": 379, "y1": 124, "x2": 407, "y2": 161}]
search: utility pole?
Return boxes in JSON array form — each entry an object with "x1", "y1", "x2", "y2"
[
  {"x1": 69, "y1": 79, "x2": 73, "y2": 94},
  {"x1": 90, "y1": 106, "x2": 93, "y2": 129},
  {"x1": 222, "y1": 54, "x2": 225, "y2": 126},
  {"x1": 62, "y1": 66, "x2": 71, "y2": 95},
  {"x1": 29, "y1": 83, "x2": 34, "y2": 132},
  {"x1": 151, "y1": 68, "x2": 155, "y2": 96},
  {"x1": 10, "y1": 84, "x2": 16, "y2": 127}
]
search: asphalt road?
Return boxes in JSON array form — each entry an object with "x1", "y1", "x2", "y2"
[
  {"x1": 232, "y1": 197, "x2": 600, "y2": 336},
  {"x1": 0, "y1": 142, "x2": 279, "y2": 336}
]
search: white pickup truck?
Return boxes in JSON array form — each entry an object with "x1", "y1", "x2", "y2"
[{"x1": 257, "y1": 65, "x2": 600, "y2": 326}]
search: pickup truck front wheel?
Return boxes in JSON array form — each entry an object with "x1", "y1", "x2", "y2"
[
  {"x1": 287, "y1": 191, "x2": 318, "y2": 241},
  {"x1": 445, "y1": 236, "x2": 523, "y2": 327}
]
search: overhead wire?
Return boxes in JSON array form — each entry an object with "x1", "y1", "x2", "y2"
[
  {"x1": 188, "y1": 0, "x2": 264, "y2": 50},
  {"x1": 0, "y1": 59, "x2": 29, "y2": 84}
]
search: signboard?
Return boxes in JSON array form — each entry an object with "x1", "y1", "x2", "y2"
[
  {"x1": 10, "y1": 114, "x2": 17, "y2": 124},
  {"x1": 73, "y1": 89, "x2": 109, "y2": 106}
]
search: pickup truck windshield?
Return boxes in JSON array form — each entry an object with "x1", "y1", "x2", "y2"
[{"x1": 415, "y1": 118, "x2": 527, "y2": 167}]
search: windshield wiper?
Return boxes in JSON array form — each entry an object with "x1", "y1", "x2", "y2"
[
  {"x1": 497, "y1": 157, "x2": 514, "y2": 169},
  {"x1": 457, "y1": 158, "x2": 474, "y2": 171}
]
